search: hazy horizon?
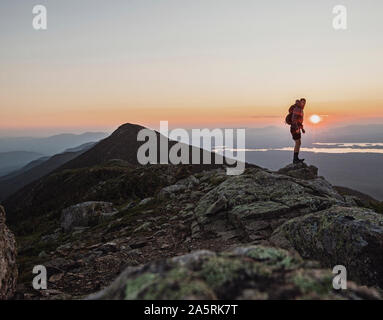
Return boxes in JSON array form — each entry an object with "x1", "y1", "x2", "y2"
[{"x1": 1, "y1": 121, "x2": 383, "y2": 139}]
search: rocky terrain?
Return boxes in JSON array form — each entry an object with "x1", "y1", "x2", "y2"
[
  {"x1": 87, "y1": 246, "x2": 380, "y2": 300},
  {"x1": 6, "y1": 162, "x2": 383, "y2": 300},
  {"x1": 0, "y1": 205, "x2": 18, "y2": 299},
  {"x1": 2, "y1": 123, "x2": 383, "y2": 300}
]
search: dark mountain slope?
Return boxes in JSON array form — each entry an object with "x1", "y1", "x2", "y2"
[
  {"x1": 0, "y1": 143, "x2": 96, "y2": 201},
  {"x1": 58, "y1": 123, "x2": 147, "y2": 169},
  {"x1": 58, "y1": 123, "x2": 227, "y2": 171},
  {"x1": 5, "y1": 163, "x2": 178, "y2": 227},
  {"x1": 0, "y1": 152, "x2": 84, "y2": 202},
  {"x1": 3, "y1": 123, "x2": 239, "y2": 225}
]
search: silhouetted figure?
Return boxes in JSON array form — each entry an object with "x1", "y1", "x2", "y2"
[{"x1": 290, "y1": 98, "x2": 306, "y2": 164}]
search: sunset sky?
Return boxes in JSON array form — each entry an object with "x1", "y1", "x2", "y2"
[{"x1": 1, "y1": 0, "x2": 383, "y2": 136}]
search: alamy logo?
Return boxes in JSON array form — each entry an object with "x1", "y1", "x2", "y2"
[
  {"x1": 32, "y1": 5, "x2": 47, "y2": 30},
  {"x1": 32, "y1": 265, "x2": 47, "y2": 290},
  {"x1": 137, "y1": 121, "x2": 246, "y2": 175},
  {"x1": 332, "y1": 265, "x2": 347, "y2": 290},
  {"x1": 333, "y1": 5, "x2": 347, "y2": 30}
]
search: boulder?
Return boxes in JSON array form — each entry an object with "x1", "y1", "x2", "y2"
[
  {"x1": 193, "y1": 168, "x2": 345, "y2": 239},
  {"x1": 278, "y1": 162, "x2": 318, "y2": 180},
  {"x1": 0, "y1": 206, "x2": 18, "y2": 300},
  {"x1": 271, "y1": 205, "x2": 383, "y2": 288},
  {"x1": 87, "y1": 245, "x2": 381, "y2": 300},
  {"x1": 176, "y1": 175, "x2": 200, "y2": 188},
  {"x1": 60, "y1": 201, "x2": 118, "y2": 232},
  {"x1": 138, "y1": 197, "x2": 154, "y2": 206},
  {"x1": 158, "y1": 184, "x2": 186, "y2": 199}
]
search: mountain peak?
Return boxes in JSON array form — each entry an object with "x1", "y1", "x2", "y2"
[
  {"x1": 112, "y1": 123, "x2": 147, "y2": 136},
  {"x1": 57, "y1": 122, "x2": 227, "y2": 171},
  {"x1": 57, "y1": 123, "x2": 151, "y2": 170}
]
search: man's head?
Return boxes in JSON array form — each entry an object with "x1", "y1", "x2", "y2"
[{"x1": 300, "y1": 98, "x2": 306, "y2": 108}]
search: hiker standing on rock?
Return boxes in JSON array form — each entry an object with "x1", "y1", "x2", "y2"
[{"x1": 286, "y1": 98, "x2": 306, "y2": 164}]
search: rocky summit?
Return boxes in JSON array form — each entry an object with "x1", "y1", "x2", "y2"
[
  {"x1": 6, "y1": 158, "x2": 383, "y2": 300},
  {"x1": 0, "y1": 206, "x2": 18, "y2": 299},
  {"x1": 2, "y1": 124, "x2": 383, "y2": 300}
]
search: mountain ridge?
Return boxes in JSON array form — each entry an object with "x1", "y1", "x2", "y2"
[
  {"x1": 3, "y1": 122, "x2": 383, "y2": 300},
  {"x1": 10, "y1": 161, "x2": 383, "y2": 300},
  {"x1": 2, "y1": 123, "x2": 234, "y2": 224}
]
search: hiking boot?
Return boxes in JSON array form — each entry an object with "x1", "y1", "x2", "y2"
[
  {"x1": 293, "y1": 158, "x2": 305, "y2": 164},
  {"x1": 293, "y1": 152, "x2": 305, "y2": 164}
]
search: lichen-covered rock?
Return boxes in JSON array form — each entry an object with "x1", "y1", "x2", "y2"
[
  {"x1": 158, "y1": 184, "x2": 186, "y2": 199},
  {"x1": 0, "y1": 206, "x2": 18, "y2": 300},
  {"x1": 297, "y1": 177, "x2": 345, "y2": 202},
  {"x1": 277, "y1": 162, "x2": 318, "y2": 180},
  {"x1": 60, "y1": 201, "x2": 118, "y2": 232},
  {"x1": 176, "y1": 175, "x2": 200, "y2": 188},
  {"x1": 193, "y1": 168, "x2": 345, "y2": 240},
  {"x1": 87, "y1": 245, "x2": 381, "y2": 300},
  {"x1": 270, "y1": 205, "x2": 383, "y2": 288}
]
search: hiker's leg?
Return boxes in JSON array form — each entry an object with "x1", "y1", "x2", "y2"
[
  {"x1": 294, "y1": 139, "x2": 301, "y2": 153},
  {"x1": 293, "y1": 139, "x2": 303, "y2": 163},
  {"x1": 291, "y1": 127, "x2": 303, "y2": 163}
]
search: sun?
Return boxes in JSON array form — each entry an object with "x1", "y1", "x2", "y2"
[{"x1": 310, "y1": 114, "x2": 322, "y2": 124}]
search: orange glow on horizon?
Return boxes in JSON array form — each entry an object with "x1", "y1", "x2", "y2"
[{"x1": 1, "y1": 100, "x2": 382, "y2": 132}]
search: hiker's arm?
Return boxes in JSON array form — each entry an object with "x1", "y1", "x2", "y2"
[{"x1": 292, "y1": 113, "x2": 304, "y2": 130}]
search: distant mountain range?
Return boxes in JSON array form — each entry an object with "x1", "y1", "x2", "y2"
[
  {"x1": 0, "y1": 132, "x2": 108, "y2": 178},
  {"x1": 0, "y1": 151, "x2": 44, "y2": 177},
  {"x1": 0, "y1": 142, "x2": 97, "y2": 201},
  {"x1": 0, "y1": 132, "x2": 109, "y2": 155}
]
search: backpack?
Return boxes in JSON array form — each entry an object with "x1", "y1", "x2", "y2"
[{"x1": 285, "y1": 105, "x2": 295, "y2": 125}]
